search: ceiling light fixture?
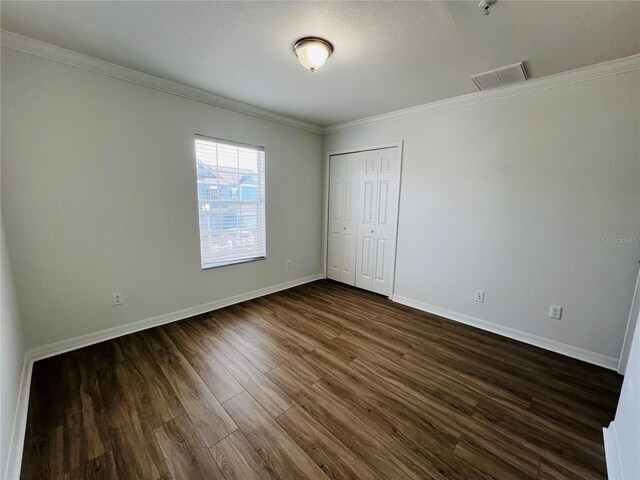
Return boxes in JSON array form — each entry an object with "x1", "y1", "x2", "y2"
[
  {"x1": 293, "y1": 37, "x2": 333, "y2": 72},
  {"x1": 479, "y1": 0, "x2": 496, "y2": 15}
]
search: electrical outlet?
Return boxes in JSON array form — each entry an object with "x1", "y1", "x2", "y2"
[
  {"x1": 475, "y1": 290, "x2": 485, "y2": 303},
  {"x1": 112, "y1": 292, "x2": 123, "y2": 306},
  {"x1": 549, "y1": 305, "x2": 562, "y2": 319},
  {"x1": 286, "y1": 259, "x2": 292, "y2": 270}
]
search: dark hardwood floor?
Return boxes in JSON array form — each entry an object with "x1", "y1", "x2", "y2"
[{"x1": 20, "y1": 280, "x2": 622, "y2": 480}]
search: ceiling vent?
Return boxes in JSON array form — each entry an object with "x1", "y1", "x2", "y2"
[{"x1": 470, "y1": 62, "x2": 527, "y2": 91}]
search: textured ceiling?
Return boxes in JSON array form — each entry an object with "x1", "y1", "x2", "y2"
[{"x1": 2, "y1": 1, "x2": 639, "y2": 126}]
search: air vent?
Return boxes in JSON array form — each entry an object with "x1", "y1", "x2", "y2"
[{"x1": 471, "y1": 62, "x2": 527, "y2": 91}]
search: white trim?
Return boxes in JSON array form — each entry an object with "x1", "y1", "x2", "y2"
[
  {"x1": 603, "y1": 423, "x2": 624, "y2": 480},
  {"x1": 390, "y1": 141, "x2": 405, "y2": 301},
  {"x1": 323, "y1": 142, "x2": 405, "y2": 278},
  {"x1": 325, "y1": 142, "x2": 405, "y2": 157},
  {"x1": 393, "y1": 295, "x2": 619, "y2": 370},
  {"x1": 618, "y1": 267, "x2": 640, "y2": 375},
  {"x1": 4, "y1": 274, "x2": 321, "y2": 479},
  {"x1": 324, "y1": 54, "x2": 640, "y2": 134},
  {"x1": 0, "y1": 29, "x2": 323, "y2": 135},
  {"x1": 3, "y1": 30, "x2": 638, "y2": 138},
  {"x1": 28, "y1": 274, "x2": 322, "y2": 362},
  {"x1": 323, "y1": 142, "x2": 404, "y2": 298},
  {"x1": 322, "y1": 152, "x2": 330, "y2": 279},
  {"x1": 3, "y1": 356, "x2": 32, "y2": 480}
]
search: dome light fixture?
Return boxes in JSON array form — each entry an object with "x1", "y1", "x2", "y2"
[{"x1": 293, "y1": 37, "x2": 334, "y2": 72}]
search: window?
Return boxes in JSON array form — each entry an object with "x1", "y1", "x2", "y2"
[{"x1": 195, "y1": 135, "x2": 266, "y2": 268}]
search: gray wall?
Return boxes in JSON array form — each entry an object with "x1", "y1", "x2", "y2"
[
  {"x1": 325, "y1": 70, "x2": 640, "y2": 362},
  {"x1": 1, "y1": 48, "x2": 324, "y2": 349},
  {"x1": 1, "y1": 220, "x2": 25, "y2": 478}
]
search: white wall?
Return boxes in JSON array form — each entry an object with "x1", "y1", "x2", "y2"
[
  {"x1": 1, "y1": 220, "x2": 26, "y2": 479},
  {"x1": 604, "y1": 310, "x2": 640, "y2": 479},
  {"x1": 1, "y1": 47, "x2": 324, "y2": 349},
  {"x1": 325, "y1": 69, "x2": 640, "y2": 363}
]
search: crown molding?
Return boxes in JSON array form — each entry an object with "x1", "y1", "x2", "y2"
[
  {"x1": 3, "y1": 29, "x2": 639, "y2": 137},
  {"x1": 0, "y1": 29, "x2": 324, "y2": 135},
  {"x1": 324, "y1": 53, "x2": 640, "y2": 134}
]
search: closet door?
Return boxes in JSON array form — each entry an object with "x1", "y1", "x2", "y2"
[
  {"x1": 355, "y1": 151, "x2": 378, "y2": 291},
  {"x1": 355, "y1": 147, "x2": 400, "y2": 296},
  {"x1": 370, "y1": 148, "x2": 400, "y2": 295},
  {"x1": 340, "y1": 153, "x2": 360, "y2": 284},
  {"x1": 327, "y1": 153, "x2": 360, "y2": 285},
  {"x1": 327, "y1": 156, "x2": 345, "y2": 281}
]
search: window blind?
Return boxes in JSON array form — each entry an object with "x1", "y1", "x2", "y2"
[{"x1": 195, "y1": 135, "x2": 266, "y2": 269}]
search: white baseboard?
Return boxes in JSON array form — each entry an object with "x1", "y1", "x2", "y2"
[
  {"x1": 29, "y1": 274, "x2": 322, "y2": 362},
  {"x1": 4, "y1": 273, "x2": 322, "y2": 479},
  {"x1": 603, "y1": 422, "x2": 624, "y2": 480},
  {"x1": 392, "y1": 295, "x2": 619, "y2": 370},
  {"x1": 3, "y1": 356, "x2": 33, "y2": 480}
]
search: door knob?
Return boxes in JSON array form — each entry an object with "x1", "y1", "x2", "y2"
[
  {"x1": 343, "y1": 227, "x2": 347, "y2": 230},
  {"x1": 370, "y1": 230, "x2": 374, "y2": 234}
]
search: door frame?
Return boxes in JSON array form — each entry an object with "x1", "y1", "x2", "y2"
[{"x1": 323, "y1": 141, "x2": 404, "y2": 297}]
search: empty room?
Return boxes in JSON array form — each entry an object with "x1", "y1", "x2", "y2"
[{"x1": 1, "y1": 1, "x2": 640, "y2": 479}]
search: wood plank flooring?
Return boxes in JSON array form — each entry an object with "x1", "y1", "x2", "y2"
[{"x1": 20, "y1": 280, "x2": 622, "y2": 480}]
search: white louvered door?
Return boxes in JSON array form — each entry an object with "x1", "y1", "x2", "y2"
[{"x1": 328, "y1": 147, "x2": 400, "y2": 297}]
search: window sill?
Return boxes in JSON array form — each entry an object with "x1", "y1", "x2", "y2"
[{"x1": 201, "y1": 255, "x2": 266, "y2": 270}]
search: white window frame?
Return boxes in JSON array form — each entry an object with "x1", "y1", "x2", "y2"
[{"x1": 195, "y1": 134, "x2": 267, "y2": 269}]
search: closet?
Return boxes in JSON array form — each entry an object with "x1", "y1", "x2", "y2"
[{"x1": 326, "y1": 146, "x2": 401, "y2": 296}]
